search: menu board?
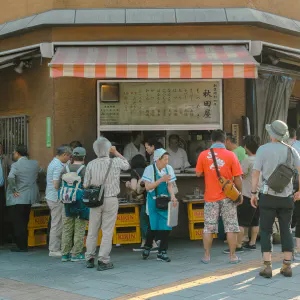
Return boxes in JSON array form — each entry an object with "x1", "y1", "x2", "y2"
[{"x1": 99, "y1": 81, "x2": 221, "y2": 127}]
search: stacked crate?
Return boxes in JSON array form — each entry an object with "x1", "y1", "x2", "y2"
[
  {"x1": 84, "y1": 204, "x2": 141, "y2": 246},
  {"x1": 27, "y1": 206, "x2": 50, "y2": 247},
  {"x1": 187, "y1": 201, "x2": 217, "y2": 240},
  {"x1": 113, "y1": 204, "x2": 140, "y2": 244}
]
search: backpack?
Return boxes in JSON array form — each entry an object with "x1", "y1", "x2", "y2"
[
  {"x1": 58, "y1": 165, "x2": 85, "y2": 204},
  {"x1": 267, "y1": 142, "x2": 295, "y2": 194}
]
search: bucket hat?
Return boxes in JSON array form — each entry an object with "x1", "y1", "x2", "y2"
[{"x1": 265, "y1": 120, "x2": 289, "y2": 142}]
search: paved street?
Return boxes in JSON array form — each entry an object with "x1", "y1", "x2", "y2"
[{"x1": 1, "y1": 239, "x2": 300, "y2": 300}]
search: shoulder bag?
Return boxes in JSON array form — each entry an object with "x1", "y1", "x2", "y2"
[
  {"x1": 153, "y1": 164, "x2": 170, "y2": 210},
  {"x1": 267, "y1": 142, "x2": 295, "y2": 193},
  {"x1": 210, "y1": 149, "x2": 241, "y2": 202},
  {"x1": 82, "y1": 159, "x2": 113, "y2": 208}
]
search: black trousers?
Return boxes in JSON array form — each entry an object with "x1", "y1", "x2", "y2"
[
  {"x1": 12, "y1": 204, "x2": 31, "y2": 250},
  {"x1": 144, "y1": 217, "x2": 170, "y2": 252},
  {"x1": 260, "y1": 194, "x2": 294, "y2": 253}
]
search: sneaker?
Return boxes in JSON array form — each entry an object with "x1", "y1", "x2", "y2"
[
  {"x1": 294, "y1": 252, "x2": 300, "y2": 261},
  {"x1": 61, "y1": 254, "x2": 71, "y2": 262},
  {"x1": 71, "y1": 254, "x2": 85, "y2": 262},
  {"x1": 86, "y1": 258, "x2": 95, "y2": 268},
  {"x1": 142, "y1": 248, "x2": 150, "y2": 260},
  {"x1": 223, "y1": 247, "x2": 244, "y2": 254},
  {"x1": 133, "y1": 246, "x2": 145, "y2": 252},
  {"x1": 97, "y1": 261, "x2": 114, "y2": 271},
  {"x1": 49, "y1": 251, "x2": 62, "y2": 257},
  {"x1": 157, "y1": 251, "x2": 171, "y2": 262},
  {"x1": 243, "y1": 243, "x2": 256, "y2": 251}
]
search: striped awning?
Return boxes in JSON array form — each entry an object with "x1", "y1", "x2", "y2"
[{"x1": 49, "y1": 45, "x2": 258, "y2": 79}]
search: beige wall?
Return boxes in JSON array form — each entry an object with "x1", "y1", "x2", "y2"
[
  {"x1": 0, "y1": 58, "x2": 54, "y2": 168},
  {"x1": 1, "y1": 0, "x2": 300, "y2": 23},
  {"x1": 53, "y1": 77, "x2": 97, "y2": 163}
]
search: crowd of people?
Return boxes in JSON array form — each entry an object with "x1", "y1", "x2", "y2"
[{"x1": 1, "y1": 120, "x2": 300, "y2": 278}]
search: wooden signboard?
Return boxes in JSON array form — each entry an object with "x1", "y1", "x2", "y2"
[{"x1": 98, "y1": 80, "x2": 222, "y2": 131}]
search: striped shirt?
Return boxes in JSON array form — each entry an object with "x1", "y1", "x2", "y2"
[
  {"x1": 46, "y1": 157, "x2": 65, "y2": 202},
  {"x1": 84, "y1": 157, "x2": 130, "y2": 197}
]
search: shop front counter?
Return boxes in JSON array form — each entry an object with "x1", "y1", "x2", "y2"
[{"x1": 27, "y1": 202, "x2": 142, "y2": 247}]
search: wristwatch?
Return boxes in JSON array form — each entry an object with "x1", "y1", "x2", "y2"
[{"x1": 251, "y1": 191, "x2": 258, "y2": 195}]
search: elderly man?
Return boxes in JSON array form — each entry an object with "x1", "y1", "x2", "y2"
[
  {"x1": 0, "y1": 142, "x2": 12, "y2": 245},
  {"x1": 46, "y1": 145, "x2": 72, "y2": 257},
  {"x1": 251, "y1": 120, "x2": 300, "y2": 278},
  {"x1": 85, "y1": 137, "x2": 130, "y2": 271}
]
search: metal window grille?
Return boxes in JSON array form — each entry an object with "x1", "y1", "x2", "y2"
[{"x1": 0, "y1": 115, "x2": 28, "y2": 156}]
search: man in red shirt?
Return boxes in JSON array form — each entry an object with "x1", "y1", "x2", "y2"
[{"x1": 196, "y1": 130, "x2": 243, "y2": 264}]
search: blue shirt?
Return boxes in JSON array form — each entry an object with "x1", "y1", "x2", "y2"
[
  {"x1": 46, "y1": 158, "x2": 64, "y2": 201},
  {"x1": 0, "y1": 159, "x2": 4, "y2": 187}
]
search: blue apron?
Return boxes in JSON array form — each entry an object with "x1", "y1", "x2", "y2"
[{"x1": 147, "y1": 166, "x2": 172, "y2": 231}]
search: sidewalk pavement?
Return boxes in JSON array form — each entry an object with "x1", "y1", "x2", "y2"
[{"x1": 1, "y1": 239, "x2": 300, "y2": 300}]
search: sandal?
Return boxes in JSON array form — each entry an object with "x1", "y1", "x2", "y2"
[
  {"x1": 201, "y1": 257, "x2": 211, "y2": 264},
  {"x1": 230, "y1": 256, "x2": 241, "y2": 264}
]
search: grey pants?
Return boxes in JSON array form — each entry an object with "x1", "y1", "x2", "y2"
[
  {"x1": 260, "y1": 194, "x2": 294, "y2": 253},
  {"x1": 85, "y1": 197, "x2": 118, "y2": 263}
]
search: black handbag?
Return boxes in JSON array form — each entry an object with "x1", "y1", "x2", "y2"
[
  {"x1": 82, "y1": 159, "x2": 113, "y2": 208},
  {"x1": 153, "y1": 164, "x2": 170, "y2": 210}
]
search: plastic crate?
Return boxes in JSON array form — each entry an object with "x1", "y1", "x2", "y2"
[
  {"x1": 113, "y1": 225, "x2": 141, "y2": 245},
  {"x1": 188, "y1": 222, "x2": 217, "y2": 240},
  {"x1": 28, "y1": 227, "x2": 48, "y2": 247},
  {"x1": 28, "y1": 207, "x2": 50, "y2": 228},
  {"x1": 115, "y1": 205, "x2": 140, "y2": 226},
  {"x1": 187, "y1": 202, "x2": 204, "y2": 222},
  {"x1": 84, "y1": 229, "x2": 102, "y2": 247}
]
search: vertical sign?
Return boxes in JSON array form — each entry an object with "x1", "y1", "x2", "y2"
[
  {"x1": 46, "y1": 117, "x2": 51, "y2": 148},
  {"x1": 232, "y1": 124, "x2": 240, "y2": 146}
]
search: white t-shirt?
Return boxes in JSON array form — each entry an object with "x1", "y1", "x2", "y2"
[
  {"x1": 166, "y1": 147, "x2": 190, "y2": 170},
  {"x1": 123, "y1": 142, "x2": 146, "y2": 163}
]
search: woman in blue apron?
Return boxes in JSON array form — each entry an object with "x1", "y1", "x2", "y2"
[{"x1": 141, "y1": 149, "x2": 177, "y2": 262}]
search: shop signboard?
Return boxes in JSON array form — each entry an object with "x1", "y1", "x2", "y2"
[{"x1": 97, "y1": 80, "x2": 222, "y2": 131}]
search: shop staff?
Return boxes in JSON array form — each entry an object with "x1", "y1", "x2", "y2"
[
  {"x1": 145, "y1": 137, "x2": 163, "y2": 164},
  {"x1": 167, "y1": 134, "x2": 190, "y2": 171},
  {"x1": 6, "y1": 145, "x2": 40, "y2": 252},
  {"x1": 124, "y1": 131, "x2": 146, "y2": 163},
  {"x1": 141, "y1": 149, "x2": 177, "y2": 262}
]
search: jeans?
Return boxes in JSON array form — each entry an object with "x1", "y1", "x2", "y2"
[{"x1": 260, "y1": 194, "x2": 294, "y2": 253}]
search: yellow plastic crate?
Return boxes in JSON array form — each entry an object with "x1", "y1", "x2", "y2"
[
  {"x1": 188, "y1": 222, "x2": 217, "y2": 240},
  {"x1": 187, "y1": 202, "x2": 204, "y2": 222},
  {"x1": 113, "y1": 225, "x2": 141, "y2": 245},
  {"x1": 28, "y1": 227, "x2": 48, "y2": 247},
  {"x1": 28, "y1": 207, "x2": 50, "y2": 228},
  {"x1": 84, "y1": 229, "x2": 102, "y2": 247},
  {"x1": 115, "y1": 205, "x2": 140, "y2": 226}
]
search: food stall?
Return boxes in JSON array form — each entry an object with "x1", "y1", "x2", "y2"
[
  {"x1": 47, "y1": 44, "x2": 258, "y2": 243},
  {"x1": 98, "y1": 80, "x2": 222, "y2": 240}
]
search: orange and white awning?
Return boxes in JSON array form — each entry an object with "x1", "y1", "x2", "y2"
[{"x1": 49, "y1": 45, "x2": 258, "y2": 79}]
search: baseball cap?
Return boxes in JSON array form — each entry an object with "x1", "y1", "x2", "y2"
[
  {"x1": 153, "y1": 148, "x2": 169, "y2": 162},
  {"x1": 72, "y1": 147, "x2": 86, "y2": 156}
]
